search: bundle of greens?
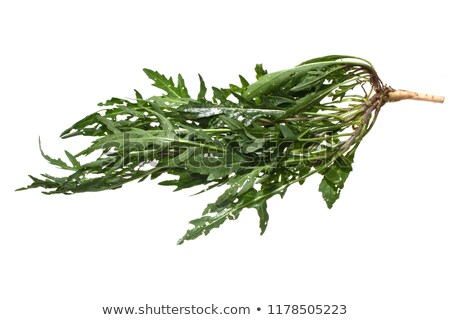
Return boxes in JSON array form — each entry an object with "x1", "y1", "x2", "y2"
[{"x1": 19, "y1": 55, "x2": 444, "y2": 244}]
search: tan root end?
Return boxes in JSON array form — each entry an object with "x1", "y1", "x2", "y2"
[{"x1": 387, "y1": 90, "x2": 445, "y2": 103}]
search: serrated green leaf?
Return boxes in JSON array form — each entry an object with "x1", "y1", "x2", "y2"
[
  {"x1": 38, "y1": 138, "x2": 73, "y2": 170},
  {"x1": 143, "y1": 68, "x2": 189, "y2": 99},
  {"x1": 177, "y1": 185, "x2": 274, "y2": 244},
  {"x1": 60, "y1": 112, "x2": 101, "y2": 138}
]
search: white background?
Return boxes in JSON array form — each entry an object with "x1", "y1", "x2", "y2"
[{"x1": 1, "y1": 1, "x2": 449, "y2": 319}]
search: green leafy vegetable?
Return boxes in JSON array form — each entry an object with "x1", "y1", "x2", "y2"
[{"x1": 18, "y1": 55, "x2": 445, "y2": 244}]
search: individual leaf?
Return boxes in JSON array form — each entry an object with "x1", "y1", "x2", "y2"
[
  {"x1": 95, "y1": 114, "x2": 121, "y2": 134},
  {"x1": 255, "y1": 199, "x2": 269, "y2": 235},
  {"x1": 212, "y1": 87, "x2": 232, "y2": 104},
  {"x1": 64, "y1": 150, "x2": 80, "y2": 168},
  {"x1": 38, "y1": 138, "x2": 73, "y2": 170},
  {"x1": 115, "y1": 104, "x2": 147, "y2": 119},
  {"x1": 298, "y1": 55, "x2": 373, "y2": 68},
  {"x1": 176, "y1": 187, "x2": 255, "y2": 244},
  {"x1": 319, "y1": 154, "x2": 354, "y2": 208},
  {"x1": 98, "y1": 97, "x2": 129, "y2": 107},
  {"x1": 239, "y1": 75, "x2": 250, "y2": 89},
  {"x1": 319, "y1": 178, "x2": 340, "y2": 209},
  {"x1": 255, "y1": 63, "x2": 268, "y2": 79},
  {"x1": 143, "y1": 68, "x2": 189, "y2": 98},
  {"x1": 229, "y1": 75, "x2": 251, "y2": 95},
  {"x1": 324, "y1": 157, "x2": 353, "y2": 189},
  {"x1": 290, "y1": 65, "x2": 347, "y2": 92},
  {"x1": 134, "y1": 89, "x2": 145, "y2": 104},
  {"x1": 245, "y1": 63, "x2": 331, "y2": 99},
  {"x1": 60, "y1": 112, "x2": 101, "y2": 138},
  {"x1": 245, "y1": 60, "x2": 368, "y2": 99},
  {"x1": 197, "y1": 74, "x2": 207, "y2": 100},
  {"x1": 153, "y1": 111, "x2": 175, "y2": 135},
  {"x1": 177, "y1": 74, "x2": 190, "y2": 98},
  {"x1": 229, "y1": 83, "x2": 243, "y2": 94}
]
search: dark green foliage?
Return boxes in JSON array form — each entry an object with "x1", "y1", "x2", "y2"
[{"x1": 19, "y1": 55, "x2": 386, "y2": 244}]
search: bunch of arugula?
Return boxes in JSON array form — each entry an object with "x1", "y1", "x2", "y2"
[{"x1": 19, "y1": 55, "x2": 444, "y2": 244}]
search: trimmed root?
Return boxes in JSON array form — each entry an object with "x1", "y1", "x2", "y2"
[{"x1": 387, "y1": 89, "x2": 445, "y2": 103}]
